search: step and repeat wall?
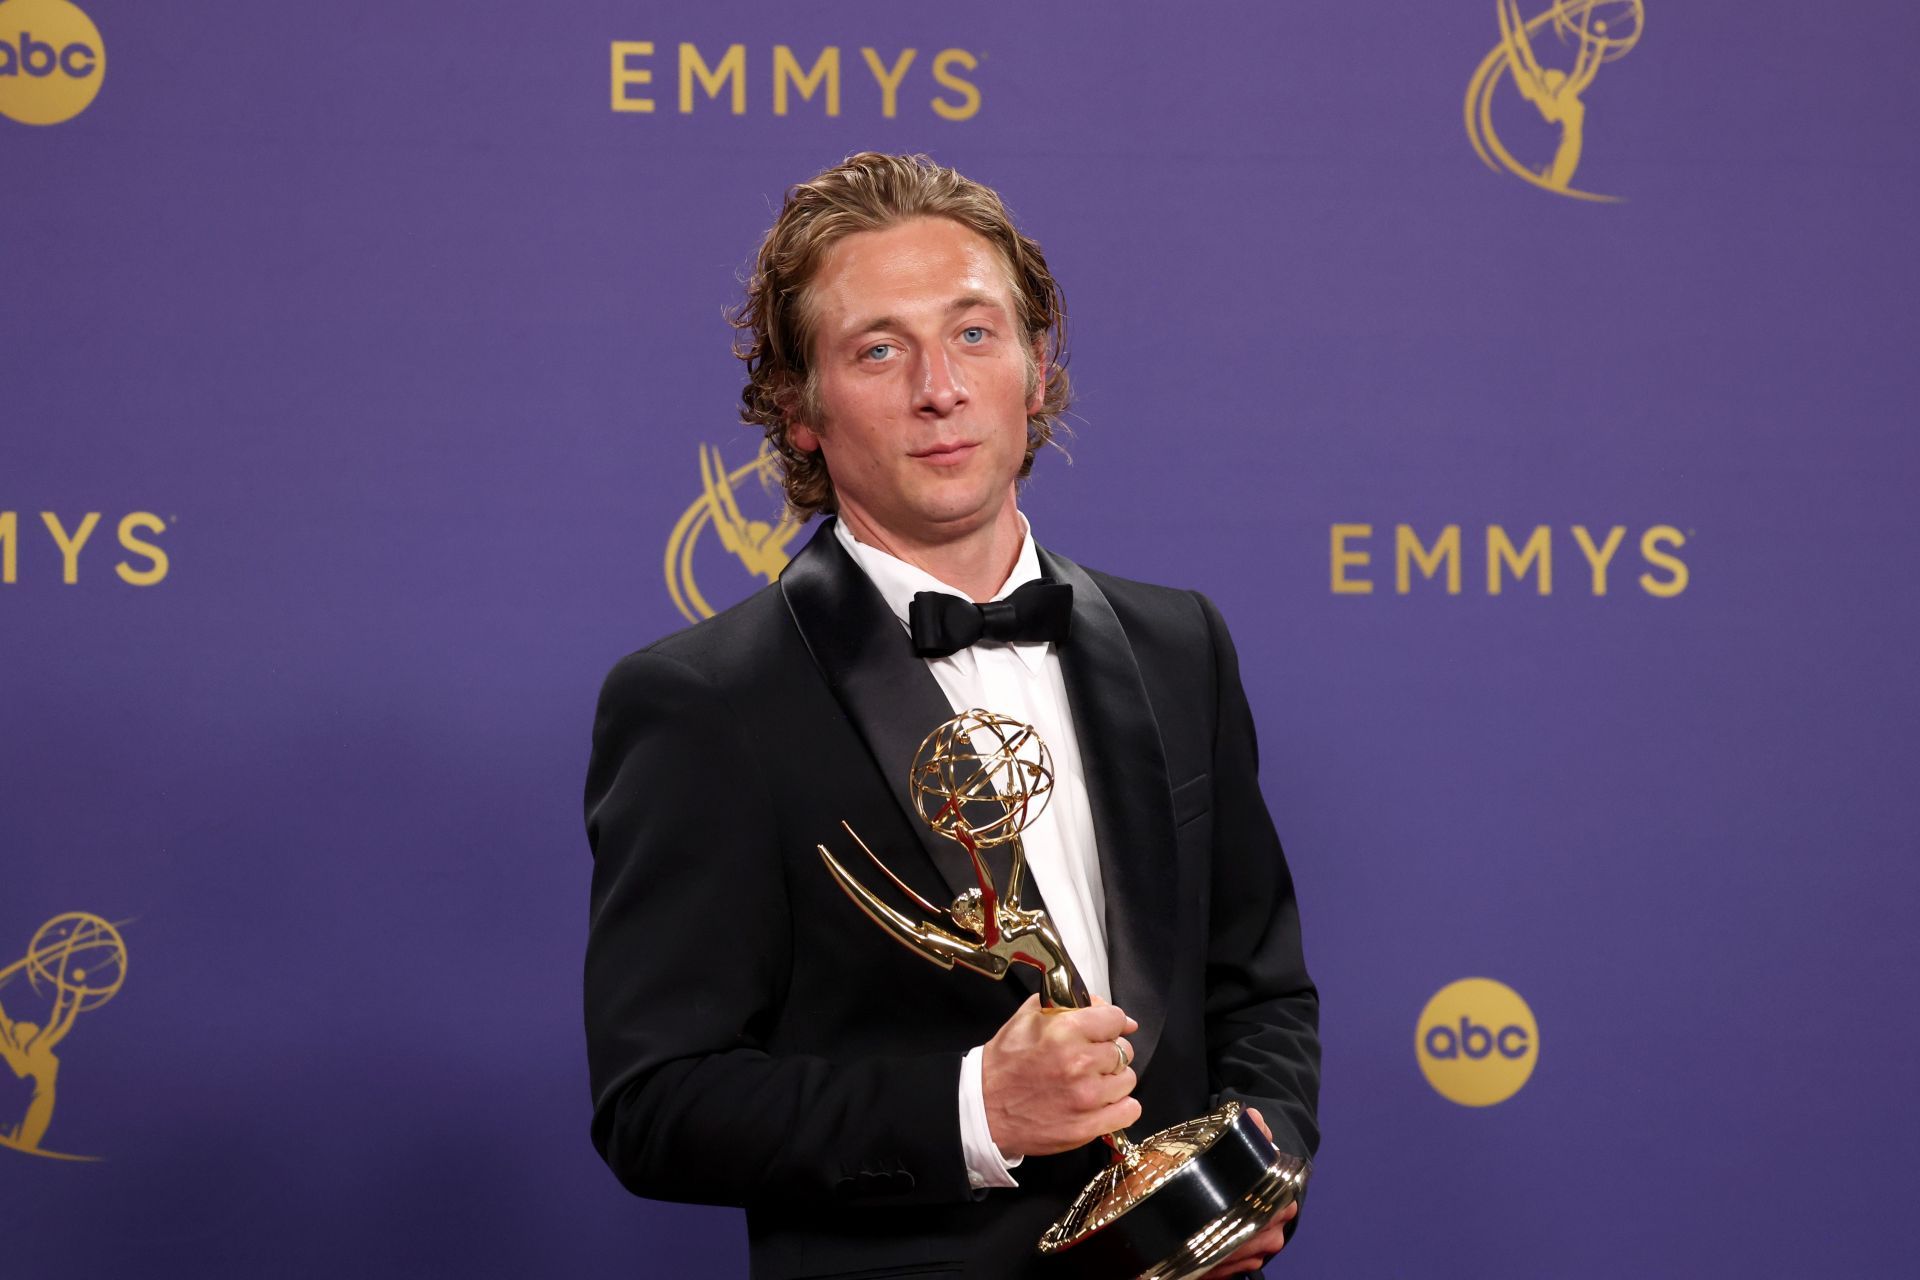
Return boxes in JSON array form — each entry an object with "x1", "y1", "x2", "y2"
[{"x1": 5, "y1": 1, "x2": 1914, "y2": 1275}]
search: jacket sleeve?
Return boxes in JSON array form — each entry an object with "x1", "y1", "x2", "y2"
[
  {"x1": 1193, "y1": 593, "x2": 1322, "y2": 1166},
  {"x1": 583, "y1": 648, "x2": 974, "y2": 1210}
]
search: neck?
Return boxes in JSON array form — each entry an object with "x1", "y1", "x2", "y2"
[{"x1": 836, "y1": 498, "x2": 1025, "y2": 602}]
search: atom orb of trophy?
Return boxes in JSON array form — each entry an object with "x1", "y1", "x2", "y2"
[
  {"x1": 25, "y1": 912, "x2": 127, "y2": 1012},
  {"x1": 909, "y1": 707, "x2": 1054, "y2": 849},
  {"x1": 1552, "y1": 0, "x2": 1646, "y2": 60}
]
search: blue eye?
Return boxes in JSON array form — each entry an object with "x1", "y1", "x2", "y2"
[
  {"x1": 864, "y1": 343, "x2": 893, "y2": 360},
  {"x1": 961, "y1": 327, "x2": 986, "y2": 343}
]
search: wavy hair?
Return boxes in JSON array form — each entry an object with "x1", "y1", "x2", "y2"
[{"x1": 730, "y1": 152, "x2": 1072, "y2": 517}]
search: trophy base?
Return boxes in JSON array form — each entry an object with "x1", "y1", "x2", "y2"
[{"x1": 1036, "y1": 1100, "x2": 1310, "y2": 1280}]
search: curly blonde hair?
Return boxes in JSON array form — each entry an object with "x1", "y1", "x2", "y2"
[{"x1": 731, "y1": 152, "x2": 1072, "y2": 517}]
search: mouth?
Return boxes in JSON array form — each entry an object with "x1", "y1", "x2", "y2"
[{"x1": 909, "y1": 441, "x2": 978, "y2": 465}]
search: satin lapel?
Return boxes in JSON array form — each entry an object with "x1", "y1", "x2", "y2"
[
  {"x1": 1037, "y1": 546, "x2": 1179, "y2": 1076},
  {"x1": 779, "y1": 521, "x2": 992, "y2": 917}
]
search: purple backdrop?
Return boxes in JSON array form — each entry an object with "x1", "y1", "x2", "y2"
[{"x1": 5, "y1": 1, "x2": 1916, "y2": 1275}]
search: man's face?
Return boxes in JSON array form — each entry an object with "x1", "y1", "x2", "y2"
[{"x1": 789, "y1": 217, "x2": 1042, "y2": 549}]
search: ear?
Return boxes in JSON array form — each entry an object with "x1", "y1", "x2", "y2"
[{"x1": 787, "y1": 419, "x2": 821, "y2": 454}]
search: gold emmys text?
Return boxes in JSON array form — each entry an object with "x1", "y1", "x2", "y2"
[
  {"x1": 1329, "y1": 523, "x2": 1687, "y2": 597},
  {"x1": 611, "y1": 43, "x2": 982, "y2": 120}
]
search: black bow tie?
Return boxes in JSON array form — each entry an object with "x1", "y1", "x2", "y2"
[{"x1": 908, "y1": 579, "x2": 1074, "y2": 658}]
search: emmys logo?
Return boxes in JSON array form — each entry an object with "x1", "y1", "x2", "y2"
[
  {"x1": 1415, "y1": 978, "x2": 1538, "y2": 1107},
  {"x1": 1465, "y1": 0, "x2": 1645, "y2": 201},
  {"x1": 663, "y1": 442, "x2": 804, "y2": 623},
  {"x1": 611, "y1": 41, "x2": 982, "y2": 121},
  {"x1": 0, "y1": 912, "x2": 128, "y2": 1160},
  {"x1": 1328, "y1": 523, "x2": 1688, "y2": 597},
  {"x1": 0, "y1": 0, "x2": 104, "y2": 126}
]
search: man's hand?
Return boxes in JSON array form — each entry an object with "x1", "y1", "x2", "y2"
[
  {"x1": 1197, "y1": 1107, "x2": 1297, "y2": 1277},
  {"x1": 982, "y1": 994, "x2": 1141, "y2": 1158}
]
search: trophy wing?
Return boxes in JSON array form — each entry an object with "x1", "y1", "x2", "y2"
[
  {"x1": 816, "y1": 844, "x2": 1009, "y2": 979},
  {"x1": 700, "y1": 444, "x2": 754, "y2": 560}
]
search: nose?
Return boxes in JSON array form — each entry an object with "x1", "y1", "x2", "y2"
[{"x1": 913, "y1": 345, "x2": 969, "y2": 418}]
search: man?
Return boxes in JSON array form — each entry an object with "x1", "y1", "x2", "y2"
[{"x1": 585, "y1": 152, "x2": 1319, "y2": 1279}]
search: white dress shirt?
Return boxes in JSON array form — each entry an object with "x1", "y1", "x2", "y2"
[{"x1": 833, "y1": 515, "x2": 1109, "y2": 1191}]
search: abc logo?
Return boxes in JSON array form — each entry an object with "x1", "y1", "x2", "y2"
[
  {"x1": 0, "y1": 0, "x2": 104, "y2": 126},
  {"x1": 1414, "y1": 977, "x2": 1538, "y2": 1107}
]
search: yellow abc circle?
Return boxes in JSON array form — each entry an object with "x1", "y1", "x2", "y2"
[
  {"x1": 1414, "y1": 977, "x2": 1539, "y2": 1107},
  {"x1": 0, "y1": 0, "x2": 106, "y2": 127}
]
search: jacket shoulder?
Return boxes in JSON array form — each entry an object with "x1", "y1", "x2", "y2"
[
  {"x1": 1067, "y1": 559, "x2": 1217, "y2": 641},
  {"x1": 603, "y1": 582, "x2": 799, "y2": 684}
]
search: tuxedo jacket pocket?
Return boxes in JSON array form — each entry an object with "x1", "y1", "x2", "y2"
[{"x1": 1171, "y1": 772, "x2": 1212, "y2": 829}]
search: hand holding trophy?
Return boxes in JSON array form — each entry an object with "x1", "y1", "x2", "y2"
[{"x1": 817, "y1": 709, "x2": 1310, "y2": 1279}]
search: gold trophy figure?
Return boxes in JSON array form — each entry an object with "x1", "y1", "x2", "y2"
[
  {"x1": 818, "y1": 710, "x2": 1310, "y2": 1279},
  {"x1": 0, "y1": 912, "x2": 128, "y2": 1160},
  {"x1": 1464, "y1": 0, "x2": 1647, "y2": 201}
]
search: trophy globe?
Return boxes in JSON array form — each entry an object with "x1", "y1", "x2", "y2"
[
  {"x1": 26, "y1": 912, "x2": 127, "y2": 1012},
  {"x1": 909, "y1": 708, "x2": 1055, "y2": 850},
  {"x1": 1556, "y1": 0, "x2": 1646, "y2": 60}
]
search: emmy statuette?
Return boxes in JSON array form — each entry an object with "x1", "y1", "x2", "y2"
[{"x1": 817, "y1": 710, "x2": 1310, "y2": 1279}]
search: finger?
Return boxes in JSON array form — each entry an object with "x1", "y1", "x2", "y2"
[
  {"x1": 1233, "y1": 1245, "x2": 1279, "y2": 1274},
  {"x1": 1245, "y1": 1106, "x2": 1273, "y2": 1142},
  {"x1": 1073, "y1": 1066, "x2": 1135, "y2": 1113},
  {"x1": 1202, "y1": 1208, "x2": 1292, "y2": 1278},
  {"x1": 1224, "y1": 1210, "x2": 1294, "y2": 1262},
  {"x1": 1220, "y1": 1223, "x2": 1286, "y2": 1263},
  {"x1": 1088, "y1": 1035, "x2": 1131, "y2": 1076},
  {"x1": 1090, "y1": 1095, "x2": 1142, "y2": 1133},
  {"x1": 1064, "y1": 1003, "x2": 1133, "y2": 1041},
  {"x1": 1088, "y1": 1067, "x2": 1136, "y2": 1107},
  {"x1": 1078, "y1": 1036, "x2": 1128, "y2": 1078},
  {"x1": 1243, "y1": 1224, "x2": 1288, "y2": 1252}
]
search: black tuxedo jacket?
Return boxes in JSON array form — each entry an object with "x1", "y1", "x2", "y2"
[{"x1": 584, "y1": 521, "x2": 1319, "y2": 1280}]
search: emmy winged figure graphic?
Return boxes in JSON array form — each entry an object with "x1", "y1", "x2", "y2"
[
  {"x1": 1466, "y1": 0, "x2": 1647, "y2": 200},
  {"x1": 0, "y1": 912, "x2": 128, "y2": 1161}
]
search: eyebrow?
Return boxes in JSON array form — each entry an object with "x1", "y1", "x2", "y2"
[{"x1": 843, "y1": 294, "x2": 1009, "y2": 340}]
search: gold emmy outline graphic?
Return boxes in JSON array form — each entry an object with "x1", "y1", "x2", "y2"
[
  {"x1": 663, "y1": 441, "x2": 805, "y2": 623},
  {"x1": 1466, "y1": 0, "x2": 1647, "y2": 202},
  {"x1": 819, "y1": 710, "x2": 1308, "y2": 1277},
  {"x1": 0, "y1": 912, "x2": 129, "y2": 1162}
]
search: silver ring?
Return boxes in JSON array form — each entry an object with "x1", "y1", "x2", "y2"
[{"x1": 1111, "y1": 1039, "x2": 1128, "y2": 1075}]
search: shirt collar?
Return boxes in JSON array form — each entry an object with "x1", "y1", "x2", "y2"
[{"x1": 832, "y1": 513, "x2": 1051, "y2": 675}]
